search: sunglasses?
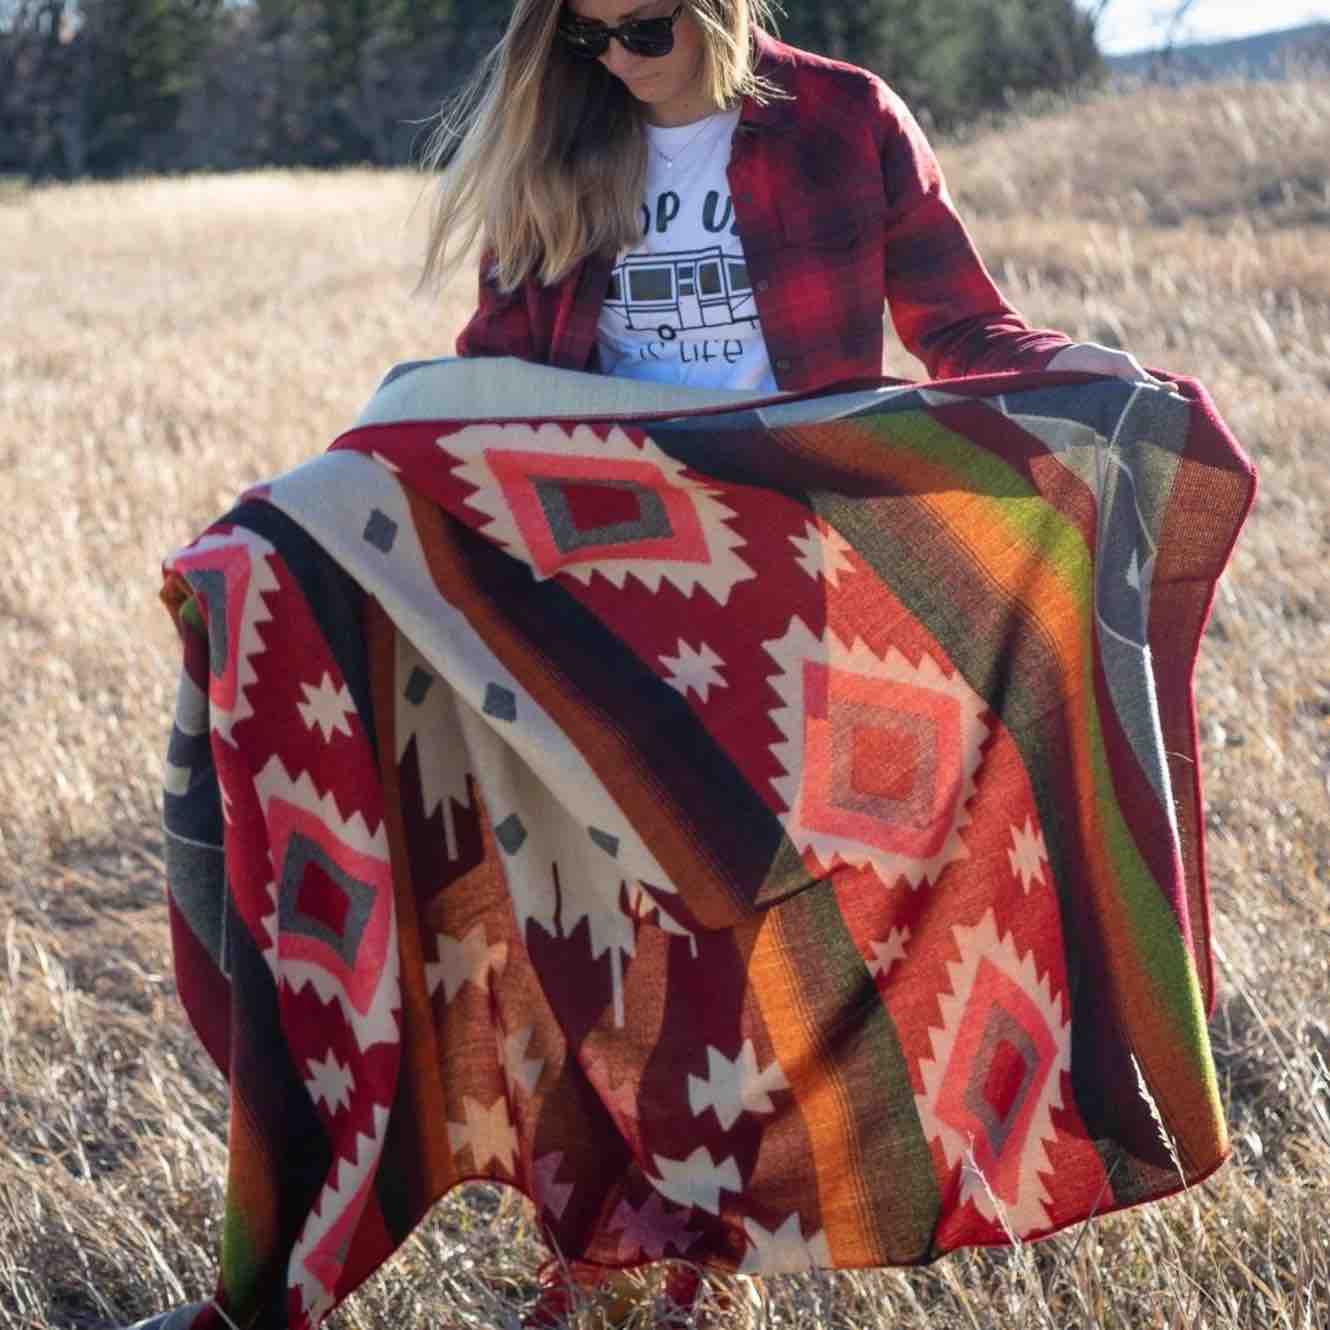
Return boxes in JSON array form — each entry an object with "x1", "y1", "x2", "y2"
[{"x1": 557, "y1": 3, "x2": 685, "y2": 59}]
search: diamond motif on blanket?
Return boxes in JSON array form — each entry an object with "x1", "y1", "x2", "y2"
[
  {"x1": 495, "y1": 814, "x2": 528, "y2": 855},
  {"x1": 916, "y1": 909, "x2": 1070, "y2": 1236},
  {"x1": 533, "y1": 475, "x2": 674, "y2": 551},
  {"x1": 483, "y1": 683, "x2": 518, "y2": 722},
  {"x1": 171, "y1": 529, "x2": 280, "y2": 746},
  {"x1": 186, "y1": 568, "x2": 231, "y2": 680},
  {"x1": 362, "y1": 509, "x2": 398, "y2": 553},
  {"x1": 279, "y1": 837, "x2": 378, "y2": 968},
  {"x1": 588, "y1": 827, "x2": 621, "y2": 858},
  {"x1": 254, "y1": 756, "x2": 398, "y2": 1053},
  {"x1": 446, "y1": 423, "x2": 755, "y2": 604},
  {"x1": 404, "y1": 666, "x2": 434, "y2": 706},
  {"x1": 765, "y1": 619, "x2": 989, "y2": 890}
]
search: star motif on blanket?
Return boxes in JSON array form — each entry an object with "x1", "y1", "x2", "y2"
[
  {"x1": 738, "y1": 1213, "x2": 832, "y2": 1275},
  {"x1": 500, "y1": 1026, "x2": 544, "y2": 1095},
  {"x1": 532, "y1": 1152, "x2": 574, "y2": 1219},
  {"x1": 297, "y1": 673, "x2": 356, "y2": 742},
  {"x1": 445, "y1": 422, "x2": 756, "y2": 605},
  {"x1": 765, "y1": 618, "x2": 989, "y2": 892},
  {"x1": 448, "y1": 1097, "x2": 518, "y2": 1173},
  {"x1": 790, "y1": 520, "x2": 855, "y2": 588},
  {"x1": 867, "y1": 927, "x2": 911, "y2": 981},
  {"x1": 687, "y1": 1041, "x2": 790, "y2": 1131},
  {"x1": 304, "y1": 1050, "x2": 354, "y2": 1115},
  {"x1": 650, "y1": 1147, "x2": 743, "y2": 1216},
  {"x1": 915, "y1": 909, "x2": 1070, "y2": 1236},
  {"x1": 609, "y1": 1193, "x2": 699, "y2": 1260},
  {"x1": 1008, "y1": 817, "x2": 1050, "y2": 893},
  {"x1": 426, "y1": 924, "x2": 507, "y2": 1002},
  {"x1": 660, "y1": 639, "x2": 727, "y2": 703}
]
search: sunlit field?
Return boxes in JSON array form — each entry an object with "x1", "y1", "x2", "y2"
[{"x1": 2, "y1": 75, "x2": 1328, "y2": 1329}]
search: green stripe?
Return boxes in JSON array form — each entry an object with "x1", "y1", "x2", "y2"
[
  {"x1": 220, "y1": 1205, "x2": 264, "y2": 1317},
  {"x1": 778, "y1": 884, "x2": 941, "y2": 1260},
  {"x1": 1089, "y1": 711, "x2": 1221, "y2": 1073},
  {"x1": 821, "y1": 411, "x2": 1218, "y2": 1114},
  {"x1": 864, "y1": 410, "x2": 1093, "y2": 590}
]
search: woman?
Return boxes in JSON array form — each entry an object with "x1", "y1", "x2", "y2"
[
  {"x1": 421, "y1": 0, "x2": 1150, "y2": 396},
  {"x1": 417, "y1": 3, "x2": 1154, "y2": 1324}
]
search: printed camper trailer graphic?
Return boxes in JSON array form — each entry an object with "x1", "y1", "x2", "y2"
[{"x1": 605, "y1": 246, "x2": 759, "y2": 340}]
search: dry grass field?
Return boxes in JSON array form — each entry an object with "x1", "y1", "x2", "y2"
[{"x1": 2, "y1": 74, "x2": 1328, "y2": 1329}]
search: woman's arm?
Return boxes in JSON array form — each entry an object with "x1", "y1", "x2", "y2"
[
  {"x1": 455, "y1": 255, "x2": 538, "y2": 361},
  {"x1": 455, "y1": 252, "x2": 609, "y2": 375},
  {"x1": 876, "y1": 84, "x2": 1148, "y2": 383},
  {"x1": 875, "y1": 82, "x2": 1071, "y2": 379}
]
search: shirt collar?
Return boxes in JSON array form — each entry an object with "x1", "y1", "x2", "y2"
[{"x1": 738, "y1": 27, "x2": 797, "y2": 131}]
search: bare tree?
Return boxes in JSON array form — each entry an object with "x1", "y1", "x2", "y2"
[
  {"x1": 1161, "y1": 0, "x2": 1199, "y2": 56},
  {"x1": 0, "y1": 0, "x2": 84, "y2": 176},
  {"x1": 1083, "y1": 0, "x2": 1113, "y2": 29},
  {"x1": 1087, "y1": 0, "x2": 1203, "y2": 55}
]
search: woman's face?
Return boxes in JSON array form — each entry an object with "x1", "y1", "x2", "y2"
[{"x1": 561, "y1": 1, "x2": 712, "y2": 126}]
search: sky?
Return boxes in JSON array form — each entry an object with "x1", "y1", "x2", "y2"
[{"x1": 1090, "y1": 0, "x2": 1330, "y2": 53}]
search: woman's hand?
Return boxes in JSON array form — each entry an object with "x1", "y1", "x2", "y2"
[{"x1": 1046, "y1": 342, "x2": 1161, "y2": 384}]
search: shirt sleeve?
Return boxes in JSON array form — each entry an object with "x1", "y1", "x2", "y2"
[
  {"x1": 875, "y1": 82, "x2": 1071, "y2": 379},
  {"x1": 455, "y1": 253, "x2": 537, "y2": 361}
]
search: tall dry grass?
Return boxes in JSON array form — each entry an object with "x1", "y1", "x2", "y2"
[{"x1": 1, "y1": 76, "x2": 1328, "y2": 1329}]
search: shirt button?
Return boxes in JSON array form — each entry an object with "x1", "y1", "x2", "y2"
[
  {"x1": 776, "y1": 358, "x2": 792, "y2": 371},
  {"x1": 756, "y1": 279, "x2": 770, "y2": 293}
]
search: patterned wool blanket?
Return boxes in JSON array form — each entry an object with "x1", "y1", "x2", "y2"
[{"x1": 144, "y1": 359, "x2": 1254, "y2": 1330}]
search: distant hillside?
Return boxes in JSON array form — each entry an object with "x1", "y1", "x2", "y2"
[{"x1": 1106, "y1": 21, "x2": 1330, "y2": 79}]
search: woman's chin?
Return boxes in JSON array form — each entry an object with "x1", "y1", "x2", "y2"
[{"x1": 625, "y1": 73, "x2": 663, "y2": 99}]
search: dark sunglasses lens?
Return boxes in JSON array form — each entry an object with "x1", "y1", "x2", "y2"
[
  {"x1": 560, "y1": 26, "x2": 610, "y2": 57},
  {"x1": 558, "y1": 11, "x2": 677, "y2": 59},
  {"x1": 620, "y1": 18, "x2": 674, "y2": 55}
]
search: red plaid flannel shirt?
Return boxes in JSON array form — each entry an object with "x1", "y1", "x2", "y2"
[{"x1": 455, "y1": 31, "x2": 1071, "y2": 392}]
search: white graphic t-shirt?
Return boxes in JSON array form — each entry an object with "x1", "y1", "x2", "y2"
[{"x1": 596, "y1": 109, "x2": 777, "y2": 393}]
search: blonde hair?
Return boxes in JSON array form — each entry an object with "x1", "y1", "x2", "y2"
[{"x1": 419, "y1": 0, "x2": 781, "y2": 295}]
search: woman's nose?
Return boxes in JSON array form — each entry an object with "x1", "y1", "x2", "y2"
[{"x1": 599, "y1": 38, "x2": 640, "y2": 80}]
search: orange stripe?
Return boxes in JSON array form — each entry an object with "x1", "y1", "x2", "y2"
[
  {"x1": 222, "y1": 1088, "x2": 279, "y2": 1318},
  {"x1": 747, "y1": 910, "x2": 879, "y2": 1265},
  {"x1": 916, "y1": 469, "x2": 1221, "y2": 1156}
]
